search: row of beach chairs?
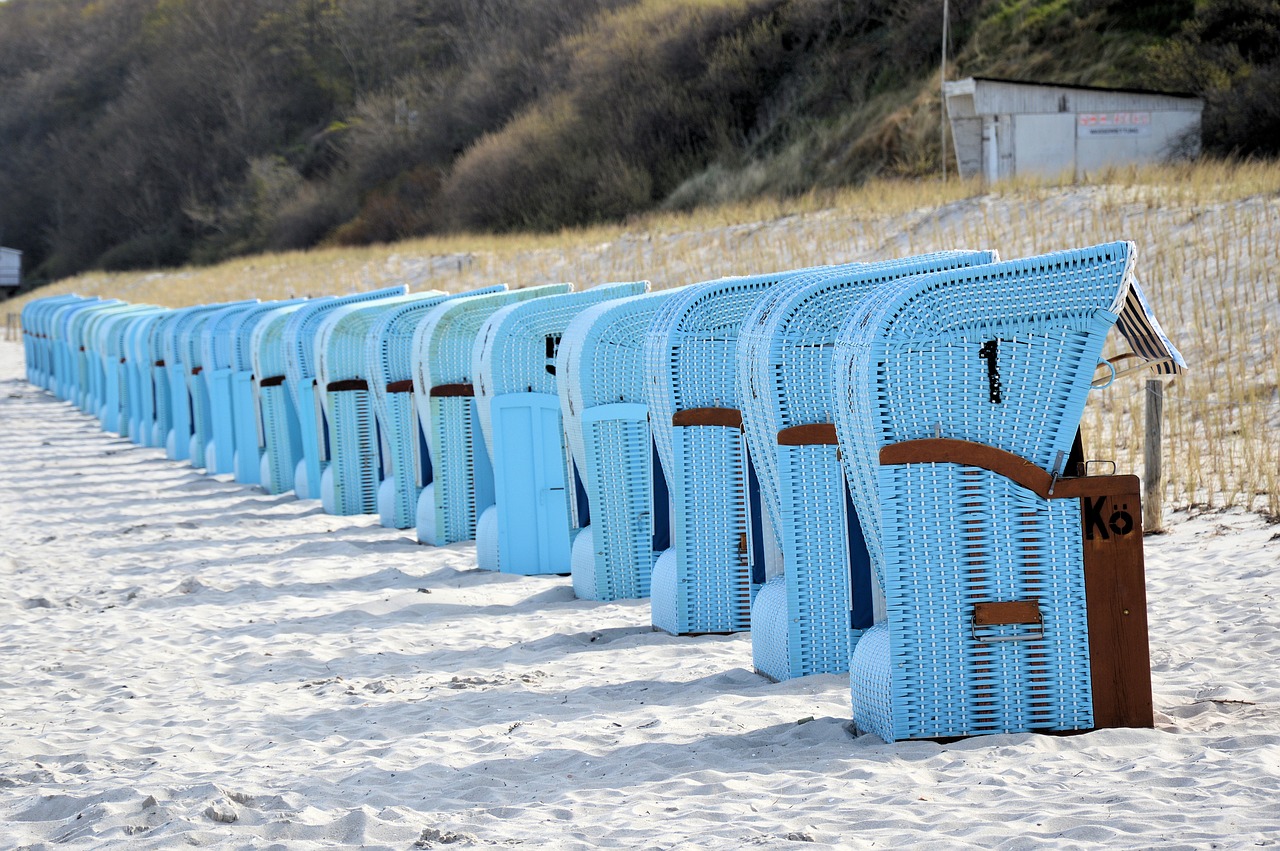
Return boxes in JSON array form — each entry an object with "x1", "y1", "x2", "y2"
[{"x1": 19, "y1": 240, "x2": 1185, "y2": 741}]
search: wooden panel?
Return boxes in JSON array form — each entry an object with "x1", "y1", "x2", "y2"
[
  {"x1": 386, "y1": 379, "x2": 414, "y2": 394},
  {"x1": 671, "y1": 407, "x2": 742, "y2": 429},
  {"x1": 1081, "y1": 482, "x2": 1154, "y2": 730},
  {"x1": 258, "y1": 374, "x2": 286, "y2": 387},
  {"x1": 191, "y1": 366, "x2": 203, "y2": 376},
  {"x1": 973, "y1": 600, "x2": 1041, "y2": 626},
  {"x1": 777, "y1": 423, "x2": 838, "y2": 445},
  {"x1": 430, "y1": 383, "x2": 474, "y2": 398}
]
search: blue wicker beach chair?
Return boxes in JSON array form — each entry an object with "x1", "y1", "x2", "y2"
[
  {"x1": 50, "y1": 299, "x2": 112, "y2": 402},
  {"x1": 473, "y1": 282, "x2": 648, "y2": 575},
  {"x1": 283, "y1": 286, "x2": 407, "y2": 500},
  {"x1": 227, "y1": 300, "x2": 308, "y2": 484},
  {"x1": 366, "y1": 285, "x2": 508, "y2": 530},
  {"x1": 412, "y1": 284, "x2": 570, "y2": 546},
  {"x1": 142, "y1": 309, "x2": 188, "y2": 449},
  {"x1": 23, "y1": 296, "x2": 87, "y2": 390},
  {"x1": 253, "y1": 302, "x2": 327, "y2": 493},
  {"x1": 181, "y1": 312, "x2": 219, "y2": 467},
  {"x1": 79, "y1": 303, "x2": 137, "y2": 419},
  {"x1": 124, "y1": 310, "x2": 171, "y2": 443},
  {"x1": 66, "y1": 300, "x2": 125, "y2": 411},
  {"x1": 200, "y1": 301, "x2": 264, "y2": 474},
  {"x1": 165, "y1": 301, "x2": 256, "y2": 463},
  {"x1": 25, "y1": 295, "x2": 90, "y2": 393},
  {"x1": 313, "y1": 291, "x2": 453, "y2": 516},
  {"x1": 49, "y1": 300, "x2": 84, "y2": 403},
  {"x1": 834, "y1": 241, "x2": 1184, "y2": 741},
  {"x1": 738, "y1": 252, "x2": 998, "y2": 682},
  {"x1": 98, "y1": 305, "x2": 166, "y2": 436},
  {"x1": 21, "y1": 295, "x2": 83, "y2": 389},
  {"x1": 160, "y1": 306, "x2": 203, "y2": 458},
  {"x1": 558, "y1": 289, "x2": 678, "y2": 601},
  {"x1": 645, "y1": 270, "x2": 823, "y2": 636},
  {"x1": 27, "y1": 294, "x2": 71, "y2": 389}
]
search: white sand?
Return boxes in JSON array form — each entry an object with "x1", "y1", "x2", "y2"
[{"x1": 1, "y1": 336, "x2": 1277, "y2": 850}]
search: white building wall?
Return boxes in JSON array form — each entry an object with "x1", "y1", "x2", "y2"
[
  {"x1": 944, "y1": 78, "x2": 1203, "y2": 182},
  {"x1": 0, "y1": 249, "x2": 20, "y2": 289}
]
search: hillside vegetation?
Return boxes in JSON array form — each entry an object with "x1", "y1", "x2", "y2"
[{"x1": 1, "y1": 0, "x2": 1275, "y2": 282}]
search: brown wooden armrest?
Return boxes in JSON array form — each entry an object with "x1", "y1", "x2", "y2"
[
  {"x1": 879, "y1": 437, "x2": 1137, "y2": 500},
  {"x1": 672, "y1": 407, "x2": 742, "y2": 429},
  {"x1": 430, "y1": 383, "x2": 474, "y2": 397},
  {"x1": 777, "y1": 423, "x2": 837, "y2": 445}
]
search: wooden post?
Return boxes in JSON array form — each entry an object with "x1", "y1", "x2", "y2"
[
  {"x1": 1143, "y1": 379, "x2": 1164, "y2": 533},
  {"x1": 4, "y1": 313, "x2": 15, "y2": 342}
]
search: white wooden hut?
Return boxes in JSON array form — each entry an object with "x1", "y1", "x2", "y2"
[
  {"x1": 943, "y1": 77, "x2": 1203, "y2": 183},
  {"x1": 0, "y1": 247, "x2": 21, "y2": 292}
]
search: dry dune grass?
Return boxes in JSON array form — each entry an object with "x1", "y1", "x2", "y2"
[{"x1": 11, "y1": 160, "x2": 1279, "y2": 516}]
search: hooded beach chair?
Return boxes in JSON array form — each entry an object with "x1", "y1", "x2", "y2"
[
  {"x1": 365, "y1": 285, "x2": 508, "y2": 530},
  {"x1": 65, "y1": 299, "x2": 124, "y2": 411},
  {"x1": 23, "y1": 295, "x2": 89, "y2": 392},
  {"x1": 21, "y1": 295, "x2": 81, "y2": 388},
  {"x1": 644, "y1": 270, "x2": 821, "y2": 636},
  {"x1": 20, "y1": 295, "x2": 76, "y2": 389},
  {"x1": 558, "y1": 289, "x2": 678, "y2": 601},
  {"x1": 412, "y1": 284, "x2": 570, "y2": 546},
  {"x1": 282, "y1": 286, "x2": 407, "y2": 500},
  {"x1": 200, "y1": 301, "x2": 264, "y2": 474},
  {"x1": 253, "y1": 303, "x2": 326, "y2": 494},
  {"x1": 165, "y1": 301, "x2": 256, "y2": 463},
  {"x1": 124, "y1": 310, "x2": 171, "y2": 443},
  {"x1": 180, "y1": 312, "x2": 219, "y2": 467},
  {"x1": 49, "y1": 298, "x2": 110, "y2": 402},
  {"x1": 834, "y1": 241, "x2": 1184, "y2": 741},
  {"x1": 98, "y1": 305, "x2": 166, "y2": 437},
  {"x1": 738, "y1": 251, "x2": 998, "y2": 682},
  {"x1": 473, "y1": 282, "x2": 648, "y2": 575},
  {"x1": 227, "y1": 300, "x2": 308, "y2": 484},
  {"x1": 79, "y1": 302, "x2": 136, "y2": 419},
  {"x1": 142, "y1": 309, "x2": 185, "y2": 449},
  {"x1": 313, "y1": 291, "x2": 462, "y2": 516}
]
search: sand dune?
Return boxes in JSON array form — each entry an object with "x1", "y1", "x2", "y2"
[{"x1": 1, "y1": 337, "x2": 1278, "y2": 849}]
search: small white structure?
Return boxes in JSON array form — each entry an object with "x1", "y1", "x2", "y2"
[
  {"x1": 944, "y1": 77, "x2": 1203, "y2": 183},
  {"x1": 0, "y1": 247, "x2": 21, "y2": 292}
]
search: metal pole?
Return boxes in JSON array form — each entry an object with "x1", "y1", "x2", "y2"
[
  {"x1": 941, "y1": 0, "x2": 949, "y2": 182},
  {"x1": 1143, "y1": 379, "x2": 1164, "y2": 533}
]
